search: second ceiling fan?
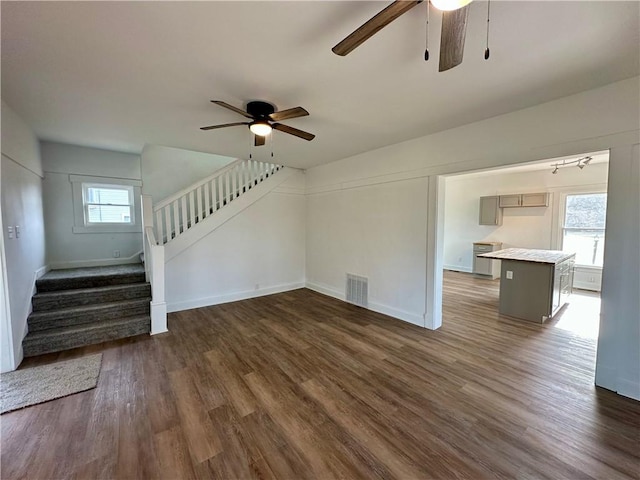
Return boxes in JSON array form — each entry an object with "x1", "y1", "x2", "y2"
[
  {"x1": 332, "y1": 0, "x2": 480, "y2": 72},
  {"x1": 201, "y1": 100, "x2": 315, "y2": 146}
]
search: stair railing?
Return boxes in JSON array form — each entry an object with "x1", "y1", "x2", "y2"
[
  {"x1": 141, "y1": 195, "x2": 167, "y2": 334},
  {"x1": 152, "y1": 159, "x2": 282, "y2": 245}
]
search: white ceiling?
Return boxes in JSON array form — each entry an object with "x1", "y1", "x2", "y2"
[{"x1": 2, "y1": 1, "x2": 638, "y2": 169}]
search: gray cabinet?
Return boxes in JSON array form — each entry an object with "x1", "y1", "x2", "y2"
[
  {"x1": 498, "y1": 194, "x2": 521, "y2": 208},
  {"x1": 499, "y1": 192, "x2": 549, "y2": 208},
  {"x1": 479, "y1": 196, "x2": 502, "y2": 225},
  {"x1": 499, "y1": 255, "x2": 575, "y2": 322},
  {"x1": 521, "y1": 192, "x2": 550, "y2": 207},
  {"x1": 473, "y1": 242, "x2": 502, "y2": 279}
]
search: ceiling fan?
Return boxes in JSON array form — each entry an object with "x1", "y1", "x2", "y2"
[
  {"x1": 201, "y1": 100, "x2": 315, "y2": 146},
  {"x1": 332, "y1": 0, "x2": 482, "y2": 72}
]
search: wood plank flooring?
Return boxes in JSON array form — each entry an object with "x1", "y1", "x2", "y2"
[{"x1": 2, "y1": 271, "x2": 639, "y2": 479}]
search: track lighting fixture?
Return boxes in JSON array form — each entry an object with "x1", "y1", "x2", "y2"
[{"x1": 550, "y1": 156, "x2": 592, "y2": 174}]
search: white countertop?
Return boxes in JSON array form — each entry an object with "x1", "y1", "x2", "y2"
[{"x1": 478, "y1": 248, "x2": 575, "y2": 264}]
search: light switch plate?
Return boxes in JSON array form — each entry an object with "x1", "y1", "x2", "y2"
[
  {"x1": 7, "y1": 226, "x2": 14, "y2": 239},
  {"x1": 506, "y1": 270, "x2": 513, "y2": 279}
]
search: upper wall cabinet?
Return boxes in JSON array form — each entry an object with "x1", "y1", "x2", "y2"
[
  {"x1": 479, "y1": 196, "x2": 503, "y2": 225},
  {"x1": 498, "y1": 192, "x2": 549, "y2": 208},
  {"x1": 498, "y1": 194, "x2": 521, "y2": 208},
  {"x1": 521, "y1": 192, "x2": 550, "y2": 207}
]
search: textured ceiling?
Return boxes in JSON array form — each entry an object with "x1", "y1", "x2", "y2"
[{"x1": 1, "y1": 1, "x2": 638, "y2": 169}]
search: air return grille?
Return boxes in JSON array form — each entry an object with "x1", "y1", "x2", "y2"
[{"x1": 346, "y1": 274, "x2": 368, "y2": 307}]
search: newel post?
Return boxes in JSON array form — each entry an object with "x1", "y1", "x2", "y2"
[{"x1": 141, "y1": 194, "x2": 168, "y2": 335}]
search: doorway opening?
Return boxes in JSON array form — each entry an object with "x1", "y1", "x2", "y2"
[{"x1": 438, "y1": 150, "x2": 609, "y2": 340}]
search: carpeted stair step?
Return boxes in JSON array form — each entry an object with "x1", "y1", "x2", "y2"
[
  {"x1": 27, "y1": 298, "x2": 151, "y2": 332},
  {"x1": 22, "y1": 315, "x2": 151, "y2": 357},
  {"x1": 32, "y1": 283, "x2": 151, "y2": 312},
  {"x1": 36, "y1": 264, "x2": 146, "y2": 293}
]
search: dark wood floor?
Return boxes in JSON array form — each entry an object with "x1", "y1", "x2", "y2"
[{"x1": 2, "y1": 271, "x2": 639, "y2": 479}]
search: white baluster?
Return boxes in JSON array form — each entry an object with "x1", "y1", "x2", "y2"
[
  {"x1": 252, "y1": 160, "x2": 257, "y2": 185},
  {"x1": 155, "y1": 210, "x2": 163, "y2": 243},
  {"x1": 232, "y1": 165, "x2": 238, "y2": 199},
  {"x1": 239, "y1": 161, "x2": 246, "y2": 194},
  {"x1": 189, "y1": 190, "x2": 195, "y2": 227},
  {"x1": 172, "y1": 200, "x2": 180, "y2": 235},
  {"x1": 204, "y1": 182, "x2": 210, "y2": 217},
  {"x1": 164, "y1": 206, "x2": 171, "y2": 242},
  {"x1": 181, "y1": 194, "x2": 187, "y2": 232},
  {"x1": 196, "y1": 185, "x2": 203, "y2": 222},
  {"x1": 212, "y1": 177, "x2": 219, "y2": 212},
  {"x1": 226, "y1": 171, "x2": 232, "y2": 204}
]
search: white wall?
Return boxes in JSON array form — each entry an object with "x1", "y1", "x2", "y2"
[
  {"x1": 165, "y1": 171, "x2": 306, "y2": 312},
  {"x1": 1, "y1": 101, "x2": 46, "y2": 372},
  {"x1": 596, "y1": 144, "x2": 640, "y2": 400},
  {"x1": 305, "y1": 77, "x2": 639, "y2": 398},
  {"x1": 141, "y1": 144, "x2": 235, "y2": 203},
  {"x1": 306, "y1": 178, "x2": 428, "y2": 326},
  {"x1": 41, "y1": 141, "x2": 143, "y2": 268},
  {"x1": 443, "y1": 162, "x2": 609, "y2": 273}
]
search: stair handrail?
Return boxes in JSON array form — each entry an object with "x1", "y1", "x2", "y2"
[{"x1": 153, "y1": 158, "x2": 243, "y2": 211}]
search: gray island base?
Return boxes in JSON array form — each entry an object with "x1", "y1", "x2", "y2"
[{"x1": 478, "y1": 248, "x2": 576, "y2": 323}]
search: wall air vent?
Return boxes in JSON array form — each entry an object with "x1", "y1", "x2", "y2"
[{"x1": 346, "y1": 273, "x2": 368, "y2": 308}]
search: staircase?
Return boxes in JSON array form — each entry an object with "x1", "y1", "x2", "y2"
[
  {"x1": 22, "y1": 264, "x2": 151, "y2": 357},
  {"x1": 153, "y1": 159, "x2": 283, "y2": 246}
]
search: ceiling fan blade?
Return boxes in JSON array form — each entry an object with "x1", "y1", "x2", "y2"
[
  {"x1": 332, "y1": 0, "x2": 422, "y2": 56},
  {"x1": 439, "y1": 4, "x2": 470, "y2": 72},
  {"x1": 269, "y1": 107, "x2": 309, "y2": 122},
  {"x1": 200, "y1": 122, "x2": 249, "y2": 131},
  {"x1": 210, "y1": 100, "x2": 254, "y2": 119},
  {"x1": 272, "y1": 123, "x2": 315, "y2": 141},
  {"x1": 254, "y1": 135, "x2": 266, "y2": 147}
]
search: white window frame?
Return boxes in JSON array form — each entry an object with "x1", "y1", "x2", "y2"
[
  {"x1": 552, "y1": 185, "x2": 607, "y2": 270},
  {"x1": 82, "y1": 183, "x2": 135, "y2": 226},
  {"x1": 70, "y1": 175, "x2": 142, "y2": 234}
]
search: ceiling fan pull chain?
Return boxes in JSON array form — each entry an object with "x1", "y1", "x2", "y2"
[
  {"x1": 484, "y1": 0, "x2": 491, "y2": 60},
  {"x1": 270, "y1": 130, "x2": 274, "y2": 159},
  {"x1": 424, "y1": 1, "x2": 430, "y2": 61}
]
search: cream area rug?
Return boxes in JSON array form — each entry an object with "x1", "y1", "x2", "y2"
[{"x1": 0, "y1": 354, "x2": 102, "y2": 414}]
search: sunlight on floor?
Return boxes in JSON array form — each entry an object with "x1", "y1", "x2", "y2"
[{"x1": 552, "y1": 289, "x2": 600, "y2": 340}]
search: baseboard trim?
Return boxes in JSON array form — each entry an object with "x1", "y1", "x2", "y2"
[
  {"x1": 50, "y1": 251, "x2": 143, "y2": 270},
  {"x1": 572, "y1": 281, "x2": 601, "y2": 292},
  {"x1": 443, "y1": 265, "x2": 473, "y2": 274},
  {"x1": 617, "y1": 377, "x2": 640, "y2": 401},
  {"x1": 595, "y1": 364, "x2": 618, "y2": 392},
  {"x1": 167, "y1": 282, "x2": 305, "y2": 313},
  {"x1": 305, "y1": 281, "x2": 424, "y2": 327}
]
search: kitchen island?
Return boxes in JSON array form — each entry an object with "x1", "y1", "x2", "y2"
[{"x1": 478, "y1": 248, "x2": 575, "y2": 323}]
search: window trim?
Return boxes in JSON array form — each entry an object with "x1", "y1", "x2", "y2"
[
  {"x1": 558, "y1": 191, "x2": 607, "y2": 268},
  {"x1": 82, "y1": 183, "x2": 135, "y2": 226},
  {"x1": 70, "y1": 175, "x2": 142, "y2": 234}
]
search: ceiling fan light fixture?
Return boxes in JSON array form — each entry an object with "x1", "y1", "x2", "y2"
[
  {"x1": 430, "y1": 0, "x2": 473, "y2": 12},
  {"x1": 249, "y1": 121, "x2": 272, "y2": 136}
]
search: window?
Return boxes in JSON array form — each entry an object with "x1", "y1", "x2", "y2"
[
  {"x1": 70, "y1": 175, "x2": 142, "y2": 234},
  {"x1": 82, "y1": 184, "x2": 134, "y2": 225},
  {"x1": 562, "y1": 193, "x2": 607, "y2": 267}
]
